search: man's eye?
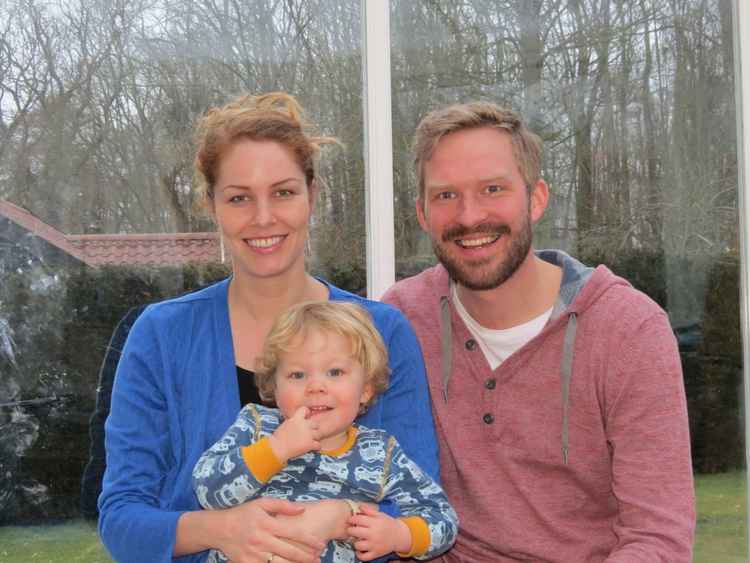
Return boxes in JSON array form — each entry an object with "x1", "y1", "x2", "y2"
[
  {"x1": 486, "y1": 185, "x2": 503, "y2": 194},
  {"x1": 327, "y1": 368, "x2": 344, "y2": 377},
  {"x1": 435, "y1": 191, "x2": 455, "y2": 201}
]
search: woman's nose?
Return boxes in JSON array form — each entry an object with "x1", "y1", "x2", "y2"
[{"x1": 252, "y1": 197, "x2": 276, "y2": 226}]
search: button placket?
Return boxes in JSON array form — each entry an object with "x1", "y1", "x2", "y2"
[{"x1": 463, "y1": 335, "x2": 496, "y2": 427}]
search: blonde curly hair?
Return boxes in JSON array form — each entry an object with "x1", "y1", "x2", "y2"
[{"x1": 255, "y1": 301, "x2": 390, "y2": 412}]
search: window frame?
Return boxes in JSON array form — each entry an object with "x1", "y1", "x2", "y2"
[
  {"x1": 733, "y1": 0, "x2": 750, "y2": 553},
  {"x1": 362, "y1": 0, "x2": 750, "y2": 552}
]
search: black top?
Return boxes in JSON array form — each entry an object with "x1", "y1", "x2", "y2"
[{"x1": 236, "y1": 366, "x2": 276, "y2": 408}]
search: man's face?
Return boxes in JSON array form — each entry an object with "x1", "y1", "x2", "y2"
[{"x1": 417, "y1": 127, "x2": 546, "y2": 291}]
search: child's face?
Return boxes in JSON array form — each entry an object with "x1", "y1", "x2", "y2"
[{"x1": 275, "y1": 328, "x2": 373, "y2": 451}]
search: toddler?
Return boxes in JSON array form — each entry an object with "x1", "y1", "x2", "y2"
[{"x1": 193, "y1": 301, "x2": 458, "y2": 563}]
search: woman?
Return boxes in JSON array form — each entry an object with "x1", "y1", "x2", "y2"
[{"x1": 98, "y1": 93, "x2": 439, "y2": 563}]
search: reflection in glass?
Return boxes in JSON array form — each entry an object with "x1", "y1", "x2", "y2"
[
  {"x1": 390, "y1": 1, "x2": 744, "y2": 559},
  {"x1": 0, "y1": 0, "x2": 363, "y2": 556}
]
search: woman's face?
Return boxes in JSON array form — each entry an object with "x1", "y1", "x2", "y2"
[{"x1": 212, "y1": 139, "x2": 314, "y2": 283}]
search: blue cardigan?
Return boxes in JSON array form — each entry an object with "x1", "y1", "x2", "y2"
[{"x1": 98, "y1": 278, "x2": 438, "y2": 563}]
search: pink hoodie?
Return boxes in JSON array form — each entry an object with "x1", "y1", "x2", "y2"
[{"x1": 383, "y1": 250, "x2": 695, "y2": 562}]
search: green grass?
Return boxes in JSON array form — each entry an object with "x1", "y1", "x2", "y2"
[
  {"x1": 0, "y1": 519, "x2": 111, "y2": 562},
  {"x1": 0, "y1": 473, "x2": 746, "y2": 562},
  {"x1": 694, "y1": 471, "x2": 748, "y2": 562}
]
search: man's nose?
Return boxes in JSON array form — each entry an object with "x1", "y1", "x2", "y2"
[{"x1": 456, "y1": 194, "x2": 488, "y2": 226}]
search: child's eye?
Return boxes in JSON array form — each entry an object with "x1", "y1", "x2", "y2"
[
  {"x1": 327, "y1": 368, "x2": 344, "y2": 377},
  {"x1": 288, "y1": 371, "x2": 305, "y2": 380}
]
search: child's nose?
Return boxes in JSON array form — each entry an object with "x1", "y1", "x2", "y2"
[{"x1": 305, "y1": 375, "x2": 326, "y2": 393}]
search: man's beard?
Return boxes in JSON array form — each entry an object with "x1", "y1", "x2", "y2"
[{"x1": 431, "y1": 213, "x2": 533, "y2": 291}]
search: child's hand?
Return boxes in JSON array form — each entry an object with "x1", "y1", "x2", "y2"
[
  {"x1": 268, "y1": 407, "x2": 321, "y2": 463},
  {"x1": 346, "y1": 503, "x2": 412, "y2": 561}
]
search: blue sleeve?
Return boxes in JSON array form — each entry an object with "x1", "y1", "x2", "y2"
[
  {"x1": 384, "y1": 441, "x2": 458, "y2": 559},
  {"x1": 359, "y1": 307, "x2": 440, "y2": 510},
  {"x1": 97, "y1": 311, "x2": 198, "y2": 563}
]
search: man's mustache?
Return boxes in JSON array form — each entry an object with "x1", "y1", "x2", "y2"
[{"x1": 441, "y1": 222, "x2": 511, "y2": 242}]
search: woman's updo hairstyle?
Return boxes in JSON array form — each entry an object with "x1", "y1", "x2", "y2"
[{"x1": 193, "y1": 92, "x2": 337, "y2": 208}]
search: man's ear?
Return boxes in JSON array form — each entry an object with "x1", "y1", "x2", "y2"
[
  {"x1": 416, "y1": 198, "x2": 428, "y2": 231},
  {"x1": 530, "y1": 179, "x2": 549, "y2": 224}
]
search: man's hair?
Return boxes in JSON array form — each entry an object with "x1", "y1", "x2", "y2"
[
  {"x1": 413, "y1": 101, "x2": 543, "y2": 202},
  {"x1": 255, "y1": 301, "x2": 389, "y2": 411}
]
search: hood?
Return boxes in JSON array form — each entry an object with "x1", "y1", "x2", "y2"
[{"x1": 537, "y1": 249, "x2": 632, "y2": 321}]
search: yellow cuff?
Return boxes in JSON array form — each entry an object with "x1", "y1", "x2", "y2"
[
  {"x1": 240, "y1": 437, "x2": 284, "y2": 483},
  {"x1": 396, "y1": 516, "x2": 431, "y2": 558}
]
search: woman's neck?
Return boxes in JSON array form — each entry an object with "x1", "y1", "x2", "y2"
[
  {"x1": 228, "y1": 270, "x2": 329, "y2": 370},
  {"x1": 228, "y1": 270, "x2": 328, "y2": 324}
]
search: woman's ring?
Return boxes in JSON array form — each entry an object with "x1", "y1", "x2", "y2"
[{"x1": 266, "y1": 554, "x2": 274, "y2": 562}]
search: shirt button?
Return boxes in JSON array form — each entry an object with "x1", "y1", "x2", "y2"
[
  {"x1": 485, "y1": 378, "x2": 497, "y2": 390},
  {"x1": 483, "y1": 413, "x2": 494, "y2": 424},
  {"x1": 465, "y1": 338, "x2": 477, "y2": 350}
]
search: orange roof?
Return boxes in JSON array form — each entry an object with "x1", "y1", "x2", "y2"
[
  {"x1": 1, "y1": 200, "x2": 222, "y2": 267},
  {"x1": 0, "y1": 200, "x2": 89, "y2": 262}
]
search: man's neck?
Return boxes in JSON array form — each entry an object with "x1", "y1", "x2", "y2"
[{"x1": 456, "y1": 251, "x2": 562, "y2": 330}]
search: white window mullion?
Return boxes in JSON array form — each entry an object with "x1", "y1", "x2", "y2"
[
  {"x1": 733, "y1": 0, "x2": 750, "y2": 554},
  {"x1": 361, "y1": 0, "x2": 395, "y2": 300}
]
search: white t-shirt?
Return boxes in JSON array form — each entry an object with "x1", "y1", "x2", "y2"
[{"x1": 452, "y1": 284, "x2": 552, "y2": 370}]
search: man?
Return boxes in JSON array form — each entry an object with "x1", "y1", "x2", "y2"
[{"x1": 382, "y1": 102, "x2": 695, "y2": 562}]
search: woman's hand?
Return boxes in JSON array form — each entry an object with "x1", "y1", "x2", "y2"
[
  {"x1": 176, "y1": 497, "x2": 325, "y2": 563},
  {"x1": 274, "y1": 499, "x2": 352, "y2": 542}
]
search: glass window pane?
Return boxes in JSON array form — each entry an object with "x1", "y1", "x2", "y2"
[
  {"x1": 0, "y1": 0, "x2": 363, "y2": 557},
  {"x1": 391, "y1": 1, "x2": 745, "y2": 560}
]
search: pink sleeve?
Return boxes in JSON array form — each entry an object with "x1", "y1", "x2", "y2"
[{"x1": 604, "y1": 311, "x2": 695, "y2": 562}]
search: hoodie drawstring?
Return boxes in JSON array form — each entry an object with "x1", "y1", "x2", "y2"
[
  {"x1": 560, "y1": 312, "x2": 578, "y2": 465},
  {"x1": 439, "y1": 295, "x2": 579, "y2": 465},
  {"x1": 440, "y1": 296, "x2": 452, "y2": 402}
]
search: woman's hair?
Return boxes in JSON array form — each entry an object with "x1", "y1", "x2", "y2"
[
  {"x1": 193, "y1": 92, "x2": 338, "y2": 208},
  {"x1": 413, "y1": 101, "x2": 543, "y2": 203},
  {"x1": 255, "y1": 301, "x2": 390, "y2": 411}
]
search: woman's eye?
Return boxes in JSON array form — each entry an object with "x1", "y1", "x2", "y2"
[
  {"x1": 327, "y1": 368, "x2": 343, "y2": 377},
  {"x1": 275, "y1": 188, "x2": 295, "y2": 198},
  {"x1": 228, "y1": 194, "x2": 249, "y2": 204}
]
